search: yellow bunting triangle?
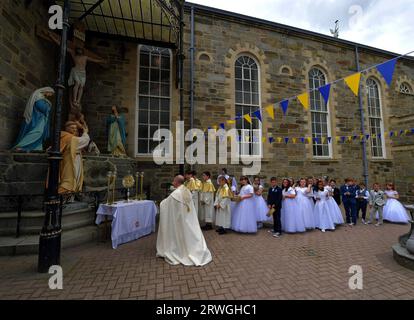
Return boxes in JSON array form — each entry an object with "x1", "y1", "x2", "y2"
[
  {"x1": 292, "y1": 138, "x2": 297, "y2": 144},
  {"x1": 336, "y1": 137, "x2": 341, "y2": 142},
  {"x1": 244, "y1": 114, "x2": 252, "y2": 124},
  {"x1": 227, "y1": 120, "x2": 236, "y2": 125},
  {"x1": 322, "y1": 137, "x2": 326, "y2": 144},
  {"x1": 297, "y1": 93, "x2": 310, "y2": 110},
  {"x1": 277, "y1": 137, "x2": 282, "y2": 144},
  {"x1": 307, "y1": 137, "x2": 312, "y2": 144},
  {"x1": 262, "y1": 137, "x2": 266, "y2": 143},
  {"x1": 344, "y1": 73, "x2": 361, "y2": 96},
  {"x1": 265, "y1": 105, "x2": 275, "y2": 120}
]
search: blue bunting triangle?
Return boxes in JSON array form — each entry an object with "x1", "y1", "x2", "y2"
[
  {"x1": 269, "y1": 137, "x2": 274, "y2": 144},
  {"x1": 284, "y1": 137, "x2": 289, "y2": 144},
  {"x1": 341, "y1": 137, "x2": 346, "y2": 143},
  {"x1": 280, "y1": 100, "x2": 289, "y2": 115},
  {"x1": 253, "y1": 110, "x2": 262, "y2": 122},
  {"x1": 327, "y1": 137, "x2": 332, "y2": 143},
  {"x1": 318, "y1": 84, "x2": 331, "y2": 104},
  {"x1": 365, "y1": 134, "x2": 370, "y2": 140},
  {"x1": 300, "y1": 137, "x2": 305, "y2": 144},
  {"x1": 376, "y1": 59, "x2": 397, "y2": 86},
  {"x1": 219, "y1": 123, "x2": 225, "y2": 130}
]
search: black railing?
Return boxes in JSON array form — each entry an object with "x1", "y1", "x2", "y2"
[{"x1": 0, "y1": 186, "x2": 151, "y2": 239}]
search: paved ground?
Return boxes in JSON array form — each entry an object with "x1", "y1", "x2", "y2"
[{"x1": 0, "y1": 222, "x2": 413, "y2": 300}]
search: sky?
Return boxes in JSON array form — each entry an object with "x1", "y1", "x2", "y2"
[{"x1": 188, "y1": 0, "x2": 414, "y2": 56}]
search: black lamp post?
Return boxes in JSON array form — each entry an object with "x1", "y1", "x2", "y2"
[{"x1": 38, "y1": 0, "x2": 71, "y2": 273}]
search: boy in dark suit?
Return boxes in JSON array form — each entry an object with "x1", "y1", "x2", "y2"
[
  {"x1": 267, "y1": 177, "x2": 283, "y2": 238},
  {"x1": 340, "y1": 178, "x2": 358, "y2": 226}
]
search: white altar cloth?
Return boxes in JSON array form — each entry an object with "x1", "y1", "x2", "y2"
[{"x1": 96, "y1": 200, "x2": 157, "y2": 249}]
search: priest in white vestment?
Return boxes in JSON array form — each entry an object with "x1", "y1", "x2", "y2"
[{"x1": 156, "y1": 175, "x2": 212, "y2": 266}]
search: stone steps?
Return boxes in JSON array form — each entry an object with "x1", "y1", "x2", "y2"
[
  {"x1": 0, "y1": 207, "x2": 96, "y2": 237},
  {"x1": 0, "y1": 225, "x2": 98, "y2": 256}
]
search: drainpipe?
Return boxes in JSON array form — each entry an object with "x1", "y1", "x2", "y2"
[
  {"x1": 190, "y1": 5, "x2": 195, "y2": 132},
  {"x1": 189, "y1": 5, "x2": 195, "y2": 170},
  {"x1": 355, "y1": 45, "x2": 369, "y2": 187},
  {"x1": 179, "y1": 3, "x2": 185, "y2": 175}
]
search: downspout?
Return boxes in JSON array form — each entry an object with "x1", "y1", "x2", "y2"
[
  {"x1": 179, "y1": 3, "x2": 185, "y2": 175},
  {"x1": 190, "y1": 5, "x2": 195, "y2": 133},
  {"x1": 189, "y1": 5, "x2": 195, "y2": 170},
  {"x1": 355, "y1": 45, "x2": 369, "y2": 187}
]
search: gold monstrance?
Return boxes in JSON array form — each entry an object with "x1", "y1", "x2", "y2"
[{"x1": 122, "y1": 172, "x2": 135, "y2": 203}]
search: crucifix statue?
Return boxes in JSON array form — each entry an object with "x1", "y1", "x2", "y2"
[{"x1": 37, "y1": 22, "x2": 107, "y2": 112}]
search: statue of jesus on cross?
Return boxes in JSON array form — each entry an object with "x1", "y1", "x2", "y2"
[{"x1": 47, "y1": 31, "x2": 107, "y2": 109}]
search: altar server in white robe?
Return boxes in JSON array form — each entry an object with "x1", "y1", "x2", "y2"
[
  {"x1": 214, "y1": 176, "x2": 232, "y2": 235},
  {"x1": 200, "y1": 171, "x2": 216, "y2": 230},
  {"x1": 156, "y1": 175, "x2": 212, "y2": 267},
  {"x1": 185, "y1": 171, "x2": 202, "y2": 219}
]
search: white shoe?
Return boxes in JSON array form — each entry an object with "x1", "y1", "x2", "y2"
[
  {"x1": 321, "y1": 229, "x2": 326, "y2": 233},
  {"x1": 375, "y1": 223, "x2": 382, "y2": 227},
  {"x1": 361, "y1": 219, "x2": 366, "y2": 224},
  {"x1": 273, "y1": 233, "x2": 281, "y2": 238}
]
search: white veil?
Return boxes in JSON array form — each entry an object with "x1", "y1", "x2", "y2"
[{"x1": 23, "y1": 87, "x2": 55, "y2": 124}]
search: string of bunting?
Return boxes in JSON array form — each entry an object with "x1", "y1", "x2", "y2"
[
  {"x1": 211, "y1": 128, "x2": 414, "y2": 144},
  {"x1": 202, "y1": 50, "x2": 414, "y2": 143}
]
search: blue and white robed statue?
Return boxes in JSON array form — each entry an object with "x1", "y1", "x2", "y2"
[
  {"x1": 13, "y1": 87, "x2": 55, "y2": 152},
  {"x1": 107, "y1": 105, "x2": 127, "y2": 157}
]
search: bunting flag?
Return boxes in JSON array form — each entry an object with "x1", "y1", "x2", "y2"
[
  {"x1": 327, "y1": 137, "x2": 332, "y2": 143},
  {"x1": 266, "y1": 105, "x2": 275, "y2": 120},
  {"x1": 269, "y1": 137, "x2": 275, "y2": 144},
  {"x1": 227, "y1": 120, "x2": 236, "y2": 125},
  {"x1": 292, "y1": 138, "x2": 297, "y2": 144},
  {"x1": 389, "y1": 131, "x2": 394, "y2": 137},
  {"x1": 297, "y1": 93, "x2": 309, "y2": 110},
  {"x1": 341, "y1": 137, "x2": 346, "y2": 143},
  {"x1": 376, "y1": 59, "x2": 397, "y2": 86},
  {"x1": 280, "y1": 100, "x2": 289, "y2": 115},
  {"x1": 344, "y1": 73, "x2": 361, "y2": 96},
  {"x1": 262, "y1": 137, "x2": 267, "y2": 143},
  {"x1": 244, "y1": 114, "x2": 252, "y2": 124},
  {"x1": 365, "y1": 134, "x2": 370, "y2": 140},
  {"x1": 253, "y1": 110, "x2": 262, "y2": 122},
  {"x1": 277, "y1": 137, "x2": 283, "y2": 144},
  {"x1": 219, "y1": 123, "x2": 225, "y2": 129},
  {"x1": 321, "y1": 137, "x2": 326, "y2": 144},
  {"x1": 336, "y1": 137, "x2": 341, "y2": 143},
  {"x1": 284, "y1": 137, "x2": 289, "y2": 144},
  {"x1": 300, "y1": 137, "x2": 305, "y2": 144},
  {"x1": 307, "y1": 137, "x2": 312, "y2": 144},
  {"x1": 319, "y1": 84, "x2": 331, "y2": 104}
]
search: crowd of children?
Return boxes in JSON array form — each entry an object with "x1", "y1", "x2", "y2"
[{"x1": 182, "y1": 169, "x2": 412, "y2": 237}]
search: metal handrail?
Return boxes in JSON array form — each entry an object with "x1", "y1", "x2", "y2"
[{"x1": 0, "y1": 187, "x2": 150, "y2": 238}]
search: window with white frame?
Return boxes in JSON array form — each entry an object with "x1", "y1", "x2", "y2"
[
  {"x1": 399, "y1": 82, "x2": 413, "y2": 95},
  {"x1": 366, "y1": 78, "x2": 385, "y2": 158},
  {"x1": 235, "y1": 55, "x2": 262, "y2": 157},
  {"x1": 309, "y1": 68, "x2": 332, "y2": 158},
  {"x1": 136, "y1": 45, "x2": 171, "y2": 155}
]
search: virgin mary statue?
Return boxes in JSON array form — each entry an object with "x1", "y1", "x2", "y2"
[
  {"x1": 13, "y1": 87, "x2": 55, "y2": 152},
  {"x1": 107, "y1": 105, "x2": 127, "y2": 156}
]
